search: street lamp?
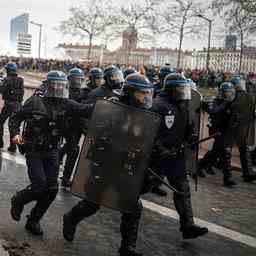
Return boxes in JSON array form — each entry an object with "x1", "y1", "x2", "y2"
[
  {"x1": 196, "y1": 14, "x2": 213, "y2": 71},
  {"x1": 30, "y1": 21, "x2": 42, "y2": 58}
]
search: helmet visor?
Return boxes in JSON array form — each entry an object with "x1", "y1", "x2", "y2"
[
  {"x1": 110, "y1": 71, "x2": 125, "y2": 88},
  {"x1": 94, "y1": 77, "x2": 104, "y2": 87},
  {"x1": 46, "y1": 81, "x2": 69, "y2": 98},
  {"x1": 69, "y1": 77, "x2": 84, "y2": 89},
  {"x1": 176, "y1": 85, "x2": 191, "y2": 100},
  {"x1": 222, "y1": 90, "x2": 235, "y2": 102}
]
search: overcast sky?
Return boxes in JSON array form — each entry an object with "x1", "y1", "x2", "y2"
[{"x1": 0, "y1": 0, "x2": 240, "y2": 58}]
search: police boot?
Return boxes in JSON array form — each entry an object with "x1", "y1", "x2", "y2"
[
  {"x1": 25, "y1": 215, "x2": 43, "y2": 236},
  {"x1": 205, "y1": 166, "x2": 215, "y2": 175},
  {"x1": 240, "y1": 146, "x2": 256, "y2": 182},
  {"x1": 151, "y1": 186, "x2": 167, "y2": 197},
  {"x1": 223, "y1": 177, "x2": 237, "y2": 187},
  {"x1": 7, "y1": 144, "x2": 17, "y2": 153},
  {"x1": 118, "y1": 247, "x2": 143, "y2": 256},
  {"x1": 10, "y1": 189, "x2": 36, "y2": 221},
  {"x1": 197, "y1": 160, "x2": 206, "y2": 177},
  {"x1": 63, "y1": 200, "x2": 100, "y2": 242},
  {"x1": 181, "y1": 224, "x2": 208, "y2": 240},
  {"x1": 222, "y1": 148, "x2": 236, "y2": 187},
  {"x1": 119, "y1": 201, "x2": 143, "y2": 256},
  {"x1": 61, "y1": 177, "x2": 71, "y2": 188},
  {"x1": 0, "y1": 138, "x2": 3, "y2": 148}
]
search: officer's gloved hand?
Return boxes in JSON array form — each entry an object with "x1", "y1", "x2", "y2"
[
  {"x1": 159, "y1": 147, "x2": 173, "y2": 160},
  {"x1": 12, "y1": 134, "x2": 23, "y2": 145}
]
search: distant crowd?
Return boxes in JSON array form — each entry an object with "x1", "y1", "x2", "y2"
[{"x1": 0, "y1": 55, "x2": 255, "y2": 88}]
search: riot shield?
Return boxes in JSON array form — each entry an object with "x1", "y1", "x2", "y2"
[
  {"x1": 71, "y1": 99, "x2": 161, "y2": 213},
  {"x1": 185, "y1": 89, "x2": 202, "y2": 175},
  {"x1": 246, "y1": 83, "x2": 256, "y2": 146}
]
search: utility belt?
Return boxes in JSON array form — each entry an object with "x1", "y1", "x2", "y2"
[
  {"x1": 168, "y1": 145, "x2": 185, "y2": 158},
  {"x1": 18, "y1": 143, "x2": 59, "y2": 154}
]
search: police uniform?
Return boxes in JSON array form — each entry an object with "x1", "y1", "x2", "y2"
[
  {"x1": 151, "y1": 73, "x2": 208, "y2": 239},
  {"x1": 9, "y1": 71, "x2": 94, "y2": 235},
  {"x1": 0, "y1": 64, "x2": 24, "y2": 151}
]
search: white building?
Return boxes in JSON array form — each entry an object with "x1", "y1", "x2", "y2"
[{"x1": 193, "y1": 48, "x2": 256, "y2": 73}]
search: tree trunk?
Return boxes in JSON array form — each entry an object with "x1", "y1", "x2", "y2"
[
  {"x1": 177, "y1": 26, "x2": 184, "y2": 69},
  {"x1": 87, "y1": 34, "x2": 93, "y2": 60},
  {"x1": 239, "y1": 31, "x2": 244, "y2": 73}
]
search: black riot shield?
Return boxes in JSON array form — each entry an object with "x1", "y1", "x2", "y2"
[
  {"x1": 229, "y1": 91, "x2": 255, "y2": 147},
  {"x1": 71, "y1": 99, "x2": 161, "y2": 213},
  {"x1": 185, "y1": 89, "x2": 202, "y2": 175},
  {"x1": 245, "y1": 84, "x2": 256, "y2": 146}
]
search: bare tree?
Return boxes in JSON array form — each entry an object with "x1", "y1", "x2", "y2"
[
  {"x1": 212, "y1": 0, "x2": 256, "y2": 72},
  {"x1": 160, "y1": 0, "x2": 206, "y2": 69},
  {"x1": 116, "y1": 0, "x2": 161, "y2": 63},
  {"x1": 59, "y1": 0, "x2": 118, "y2": 60}
]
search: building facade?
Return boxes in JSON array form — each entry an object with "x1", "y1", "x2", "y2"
[
  {"x1": 9, "y1": 13, "x2": 29, "y2": 50},
  {"x1": 194, "y1": 48, "x2": 256, "y2": 73}
]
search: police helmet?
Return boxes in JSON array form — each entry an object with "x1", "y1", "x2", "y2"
[
  {"x1": 5, "y1": 62, "x2": 17, "y2": 75},
  {"x1": 123, "y1": 67, "x2": 137, "y2": 79},
  {"x1": 45, "y1": 70, "x2": 69, "y2": 99},
  {"x1": 68, "y1": 68, "x2": 85, "y2": 89},
  {"x1": 159, "y1": 65, "x2": 175, "y2": 84},
  {"x1": 87, "y1": 67, "x2": 104, "y2": 89},
  {"x1": 104, "y1": 66, "x2": 124, "y2": 89},
  {"x1": 163, "y1": 73, "x2": 191, "y2": 100},
  {"x1": 230, "y1": 75, "x2": 246, "y2": 91},
  {"x1": 219, "y1": 82, "x2": 236, "y2": 102},
  {"x1": 122, "y1": 73, "x2": 154, "y2": 109}
]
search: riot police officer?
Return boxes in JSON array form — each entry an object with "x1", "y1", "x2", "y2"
[
  {"x1": 63, "y1": 73, "x2": 155, "y2": 256},
  {"x1": 0, "y1": 62, "x2": 24, "y2": 152},
  {"x1": 123, "y1": 67, "x2": 137, "y2": 79},
  {"x1": 151, "y1": 73, "x2": 208, "y2": 239},
  {"x1": 154, "y1": 65, "x2": 174, "y2": 97},
  {"x1": 198, "y1": 82, "x2": 237, "y2": 186},
  {"x1": 86, "y1": 67, "x2": 104, "y2": 90},
  {"x1": 60, "y1": 67, "x2": 91, "y2": 187},
  {"x1": 86, "y1": 66, "x2": 124, "y2": 103},
  {"x1": 230, "y1": 75, "x2": 256, "y2": 182},
  {"x1": 9, "y1": 70, "x2": 93, "y2": 236}
]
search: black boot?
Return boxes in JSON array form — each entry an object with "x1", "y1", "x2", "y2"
[
  {"x1": 7, "y1": 144, "x2": 17, "y2": 153},
  {"x1": 10, "y1": 189, "x2": 36, "y2": 221},
  {"x1": 0, "y1": 138, "x2": 3, "y2": 148},
  {"x1": 63, "y1": 200, "x2": 100, "y2": 242},
  {"x1": 61, "y1": 177, "x2": 71, "y2": 188},
  {"x1": 25, "y1": 217, "x2": 43, "y2": 236},
  {"x1": 181, "y1": 224, "x2": 208, "y2": 239},
  {"x1": 118, "y1": 247, "x2": 143, "y2": 256},
  {"x1": 197, "y1": 169, "x2": 206, "y2": 178},
  {"x1": 151, "y1": 186, "x2": 167, "y2": 197},
  {"x1": 205, "y1": 166, "x2": 215, "y2": 175},
  {"x1": 223, "y1": 177, "x2": 237, "y2": 187},
  {"x1": 120, "y1": 201, "x2": 142, "y2": 256},
  {"x1": 63, "y1": 213, "x2": 77, "y2": 242},
  {"x1": 240, "y1": 146, "x2": 256, "y2": 182}
]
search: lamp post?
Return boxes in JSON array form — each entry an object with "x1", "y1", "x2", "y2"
[
  {"x1": 196, "y1": 14, "x2": 213, "y2": 71},
  {"x1": 30, "y1": 21, "x2": 42, "y2": 58}
]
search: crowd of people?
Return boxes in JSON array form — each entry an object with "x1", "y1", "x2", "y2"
[
  {"x1": 1, "y1": 55, "x2": 255, "y2": 88},
  {"x1": 0, "y1": 59, "x2": 256, "y2": 256}
]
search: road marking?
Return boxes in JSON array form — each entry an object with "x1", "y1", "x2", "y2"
[
  {"x1": 142, "y1": 199, "x2": 256, "y2": 249},
  {"x1": 1, "y1": 151, "x2": 26, "y2": 166},
  {"x1": 1, "y1": 152, "x2": 256, "y2": 249}
]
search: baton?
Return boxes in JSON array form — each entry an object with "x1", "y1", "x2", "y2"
[
  {"x1": 147, "y1": 168, "x2": 184, "y2": 195},
  {"x1": 188, "y1": 132, "x2": 221, "y2": 148}
]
